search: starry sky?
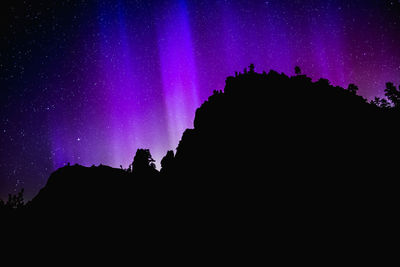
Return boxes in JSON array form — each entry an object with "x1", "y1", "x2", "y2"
[{"x1": 1, "y1": 0, "x2": 400, "y2": 199}]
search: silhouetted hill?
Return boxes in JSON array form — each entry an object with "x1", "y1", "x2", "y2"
[
  {"x1": 26, "y1": 163, "x2": 164, "y2": 215},
  {"x1": 6, "y1": 66, "x2": 399, "y2": 211},
  {"x1": 2, "y1": 67, "x2": 397, "y2": 257}
]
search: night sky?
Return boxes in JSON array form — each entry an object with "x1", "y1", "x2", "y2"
[{"x1": 1, "y1": 0, "x2": 400, "y2": 199}]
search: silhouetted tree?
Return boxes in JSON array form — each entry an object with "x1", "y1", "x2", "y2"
[
  {"x1": 295, "y1": 66, "x2": 301, "y2": 75},
  {"x1": 132, "y1": 149, "x2": 156, "y2": 175},
  {"x1": 161, "y1": 151, "x2": 174, "y2": 167},
  {"x1": 384, "y1": 82, "x2": 400, "y2": 107},
  {"x1": 249, "y1": 63, "x2": 255, "y2": 73},
  {"x1": 161, "y1": 150, "x2": 175, "y2": 174},
  {"x1": 128, "y1": 163, "x2": 132, "y2": 173},
  {"x1": 2, "y1": 189, "x2": 25, "y2": 210},
  {"x1": 371, "y1": 97, "x2": 391, "y2": 108},
  {"x1": 347, "y1": 84, "x2": 359, "y2": 95}
]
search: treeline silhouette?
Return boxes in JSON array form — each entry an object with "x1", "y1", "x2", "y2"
[{"x1": 1, "y1": 65, "x2": 398, "y2": 256}]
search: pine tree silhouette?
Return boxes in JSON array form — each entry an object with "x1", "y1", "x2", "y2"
[
  {"x1": 295, "y1": 66, "x2": 301, "y2": 75},
  {"x1": 384, "y1": 82, "x2": 400, "y2": 107}
]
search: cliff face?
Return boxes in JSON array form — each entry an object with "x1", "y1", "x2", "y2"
[{"x1": 164, "y1": 70, "x2": 387, "y2": 181}]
